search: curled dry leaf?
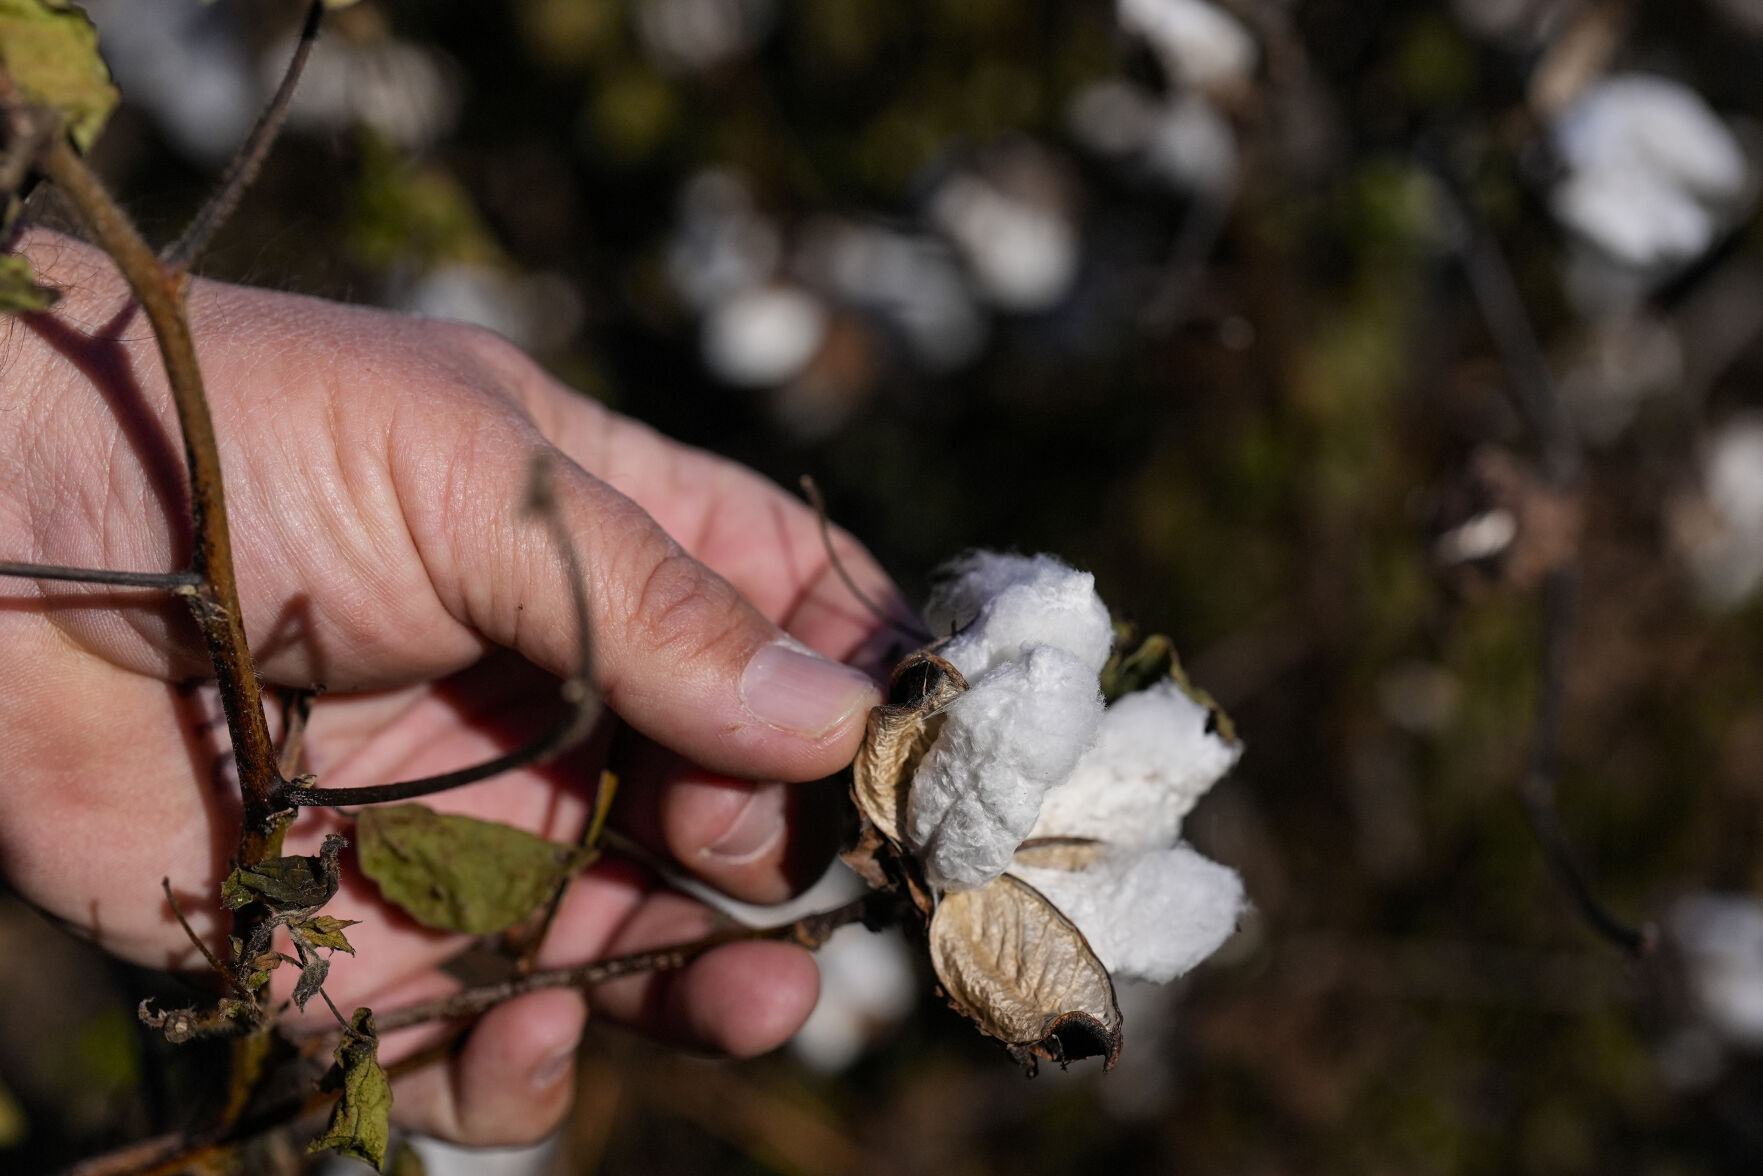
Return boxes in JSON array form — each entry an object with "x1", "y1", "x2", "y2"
[{"x1": 929, "y1": 873, "x2": 1122, "y2": 1070}]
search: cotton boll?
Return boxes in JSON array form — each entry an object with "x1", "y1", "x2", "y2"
[
  {"x1": 636, "y1": 0, "x2": 773, "y2": 74},
  {"x1": 907, "y1": 646, "x2": 1105, "y2": 890},
  {"x1": 701, "y1": 285, "x2": 829, "y2": 387},
  {"x1": 1014, "y1": 845, "x2": 1245, "y2": 983},
  {"x1": 930, "y1": 174, "x2": 1080, "y2": 313},
  {"x1": 1555, "y1": 76, "x2": 1747, "y2": 201},
  {"x1": 1030, "y1": 679, "x2": 1241, "y2": 850},
  {"x1": 1674, "y1": 415, "x2": 1763, "y2": 608},
  {"x1": 1066, "y1": 80, "x2": 1161, "y2": 158},
  {"x1": 1669, "y1": 893, "x2": 1763, "y2": 1048},
  {"x1": 925, "y1": 552, "x2": 1114, "y2": 677},
  {"x1": 790, "y1": 927, "x2": 917, "y2": 1073},
  {"x1": 280, "y1": 36, "x2": 463, "y2": 152},
  {"x1": 398, "y1": 264, "x2": 584, "y2": 354},
  {"x1": 667, "y1": 171, "x2": 783, "y2": 312},
  {"x1": 1551, "y1": 168, "x2": 1720, "y2": 269},
  {"x1": 1117, "y1": 0, "x2": 1258, "y2": 92},
  {"x1": 1550, "y1": 75, "x2": 1750, "y2": 269},
  {"x1": 797, "y1": 220, "x2": 989, "y2": 372},
  {"x1": 1143, "y1": 93, "x2": 1238, "y2": 196}
]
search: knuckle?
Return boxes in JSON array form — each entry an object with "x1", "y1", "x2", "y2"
[{"x1": 627, "y1": 542, "x2": 749, "y2": 663}]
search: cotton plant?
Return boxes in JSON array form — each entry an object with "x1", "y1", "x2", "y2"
[{"x1": 845, "y1": 552, "x2": 1246, "y2": 1071}]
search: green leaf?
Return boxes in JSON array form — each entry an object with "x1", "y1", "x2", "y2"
[
  {"x1": 356, "y1": 804, "x2": 591, "y2": 936},
  {"x1": 309, "y1": 1009, "x2": 391, "y2": 1171},
  {"x1": 0, "y1": 252, "x2": 56, "y2": 313},
  {"x1": 0, "y1": 0, "x2": 118, "y2": 152},
  {"x1": 221, "y1": 833, "x2": 346, "y2": 911}
]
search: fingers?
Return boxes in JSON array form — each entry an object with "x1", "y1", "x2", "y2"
[
  {"x1": 391, "y1": 399, "x2": 880, "y2": 784},
  {"x1": 382, "y1": 860, "x2": 819, "y2": 1148},
  {"x1": 540, "y1": 873, "x2": 820, "y2": 1057},
  {"x1": 614, "y1": 734, "x2": 845, "y2": 905}
]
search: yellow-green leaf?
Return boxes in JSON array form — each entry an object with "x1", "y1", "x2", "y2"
[
  {"x1": 0, "y1": 252, "x2": 56, "y2": 313},
  {"x1": 0, "y1": 0, "x2": 118, "y2": 152},
  {"x1": 356, "y1": 804, "x2": 591, "y2": 935},
  {"x1": 291, "y1": 915, "x2": 360, "y2": 954},
  {"x1": 309, "y1": 1008, "x2": 391, "y2": 1170}
]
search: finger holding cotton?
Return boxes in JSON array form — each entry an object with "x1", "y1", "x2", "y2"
[
  {"x1": 1030, "y1": 679, "x2": 1241, "y2": 850},
  {"x1": 905, "y1": 645, "x2": 1105, "y2": 890},
  {"x1": 1013, "y1": 847, "x2": 1245, "y2": 984},
  {"x1": 925, "y1": 552, "x2": 1114, "y2": 679}
]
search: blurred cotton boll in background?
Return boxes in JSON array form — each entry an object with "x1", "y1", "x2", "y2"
[
  {"x1": 636, "y1": 0, "x2": 774, "y2": 74},
  {"x1": 1669, "y1": 893, "x2": 1763, "y2": 1049},
  {"x1": 83, "y1": 0, "x2": 259, "y2": 166},
  {"x1": 1670, "y1": 415, "x2": 1763, "y2": 609},
  {"x1": 930, "y1": 146, "x2": 1082, "y2": 314},
  {"x1": 1449, "y1": 0, "x2": 1575, "y2": 47},
  {"x1": 666, "y1": 170, "x2": 784, "y2": 312},
  {"x1": 1549, "y1": 75, "x2": 1751, "y2": 274},
  {"x1": 700, "y1": 283, "x2": 829, "y2": 388},
  {"x1": 1116, "y1": 0, "x2": 1257, "y2": 94},
  {"x1": 276, "y1": 25, "x2": 464, "y2": 152},
  {"x1": 797, "y1": 219, "x2": 989, "y2": 372},
  {"x1": 1068, "y1": 82, "x2": 1237, "y2": 197},
  {"x1": 790, "y1": 926, "x2": 917, "y2": 1074}
]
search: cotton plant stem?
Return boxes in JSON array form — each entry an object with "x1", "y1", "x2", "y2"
[
  {"x1": 39, "y1": 134, "x2": 287, "y2": 853},
  {"x1": 374, "y1": 894, "x2": 879, "y2": 1033}
]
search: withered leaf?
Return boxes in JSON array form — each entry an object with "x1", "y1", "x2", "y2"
[
  {"x1": 928, "y1": 873, "x2": 1122, "y2": 1071},
  {"x1": 851, "y1": 651, "x2": 967, "y2": 844},
  {"x1": 1100, "y1": 631, "x2": 1237, "y2": 743},
  {"x1": 291, "y1": 953, "x2": 329, "y2": 1013},
  {"x1": 0, "y1": 0, "x2": 118, "y2": 151},
  {"x1": 222, "y1": 834, "x2": 346, "y2": 911},
  {"x1": 355, "y1": 804, "x2": 591, "y2": 936},
  {"x1": 309, "y1": 1008, "x2": 391, "y2": 1170},
  {"x1": 291, "y1": 915, "x2": 359, "y2": 955},
  {"x1": 0, "y1": 253, "x2": 56, "y2": 313}
]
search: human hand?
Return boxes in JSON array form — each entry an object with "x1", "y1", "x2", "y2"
[{"x1": 0, "y1": 230, "x2": 898, "y2": 1144}]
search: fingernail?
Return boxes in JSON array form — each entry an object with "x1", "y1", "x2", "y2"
[
  {"x1": 532, "y1": 1043, "x2": 576, "y2": 1091},
  {"x1": 740, "y1": 641, "x2": 878, "y2": 738},
  {"x1": 704, "y1": 783, "x2": 787, "y2": 864}
]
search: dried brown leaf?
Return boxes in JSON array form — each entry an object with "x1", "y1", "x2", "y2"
[
  {"x1": 851, "y1": 651, "x2": 967, "y2": 844},
  {"x1": 928, "y1": 873, "x2": 1122, "y2": 1071}
]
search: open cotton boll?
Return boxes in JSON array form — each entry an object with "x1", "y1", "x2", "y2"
[
  {"x1": 1013, "y1": 846, "x2": 1244, "y2": 983},
  {"x1": 925, "y1": 552, "x2": 1114, "y2": 678},
  {"x1": 907, "y1": 646, "x2": 1105, "y2": 890},
  {"x1": 1030, "y1": 679, "x2": 1241, "y2": 850},
  {"x1": 1117, "y1": 0, "x2": 1257, "y2": 91},
  {"x1": 1554, "y1": 76, "x2": 1747, "y2": 202},
  {"x1": 1551, "y1": 169, "x2": 1721, "y2": 269}
]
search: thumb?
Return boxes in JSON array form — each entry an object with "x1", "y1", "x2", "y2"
[{"x1": 400, "y1": 430, "x2": 881, "y2": 783}]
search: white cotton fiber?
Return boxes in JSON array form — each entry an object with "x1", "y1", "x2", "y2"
[
  {"x1": 906, "y1": 645, "x2": 1104, "y2": 890},
  {"x1": 1030, "y1": 679, "x2": 1241, "y2": 850},
  {"x1": 925, "y1": 552, "x2": 1114, "y2": 679},
  {"x1": 1013, "y1": 846, "x2": 1245, "y2": 983}
]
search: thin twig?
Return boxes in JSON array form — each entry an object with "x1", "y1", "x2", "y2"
[
  {"x1": 1440, "y1": 166, "x2": 1578, "y2": 487},
  {"x1": 284, "y1": 457, "x2": 600, "y2": 808},
  {"x1": 162, "y1": 877, "x2": 232, "y2": 982},
  {"x1": 34, "y1": 119, "x2": 287, "y2": 851},
  {"x1": 276, "y1": 687, "x2": 321, "y2": 780},
  {"x1": 799, "y1": 475, "x2": 930, "y2": 643},
  {"x1": 1518, "y1": 568, "x2": 1654, "y2": 955},
  {"x1": 164, "y1": 1, "x2": 325, "y2": 267},
  {"x1": 518, "y1": 768, "x2": 620, "y2": 975},
  {"x1": 374, "y1": 894, "x2": 880, "y2": 1033},
  {"x1": 0, "y1": 560, "x2": 200, "y2": 590}
]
